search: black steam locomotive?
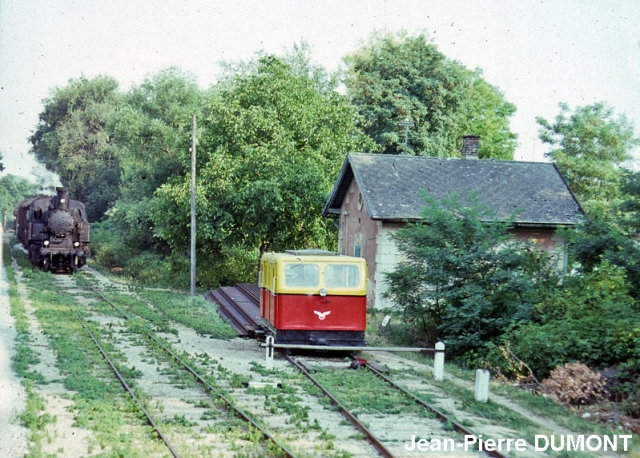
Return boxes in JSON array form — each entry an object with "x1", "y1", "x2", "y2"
[{"x1": 14, "y1": 187, "x2": 90, "y2": 272}]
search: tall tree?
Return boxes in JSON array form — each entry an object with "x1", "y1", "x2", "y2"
[
  {"x1": 384, "y1": 193, "x2": 558, "y2": 354},
  {"x1": 343, "y1": 31, "x2": 517, "y2": 158},
  {"x1": 28, "y1": 75, "x2": 123, "y2": 220},
  {"x1": 152, "y1": 55, "x2": 374, "y2": 287},
  {"x1": 537, "y1": 102, "x2": 639, "y2": 216},
  {"x1": 109, "y1": 67, "x2": 202, "y2": 252}
]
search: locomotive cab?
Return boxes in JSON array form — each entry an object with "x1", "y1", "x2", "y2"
[{"x1": 259, "y1": 250, "x2": 367, "y2": 346}]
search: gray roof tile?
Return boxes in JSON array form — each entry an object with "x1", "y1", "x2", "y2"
[{"x1": 323, "y1": 153, "x2": 583, "y2": 226}]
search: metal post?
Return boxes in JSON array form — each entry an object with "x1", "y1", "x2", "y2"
[
  {"x1": 190, "y1": 114, "x2": 197, "y2": 296},
  {"x1": 398, "y1": 117, "x2": 414, "y2": 154}
]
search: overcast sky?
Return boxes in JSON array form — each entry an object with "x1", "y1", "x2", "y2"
[{"x1": 1, "y1": 0, "x2": 639, "y2": 182}]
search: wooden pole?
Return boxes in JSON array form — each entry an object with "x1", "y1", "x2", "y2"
[{"x1": 190, "y1": 114, "x2": 197, "y2": 296}]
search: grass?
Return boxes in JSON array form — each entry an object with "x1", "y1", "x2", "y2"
[
  {"x1": 129, "y1": 287, "x2": 238, "y2": 340},
  {"x1": 312, "y1": 366, "x2": 436, "y2": 418}
]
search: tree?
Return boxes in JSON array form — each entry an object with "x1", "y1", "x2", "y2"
[
  {"x1": 108, "y1": 67, "x2": 202, "y2": 253},
  {"x1": 152, "y1": 55, "x2": 374, "y2": 287},
  {"x1": 0, "y1": 151, "x2": 4, "y2": 172},
  {"x1": 343, "y1": 30, "x2": 517, "y2": 158},
  {"x1": 537, "y1": 102, "x2": 640, "y2": 216},
  {"x1": 29, "y1": 75, "x2": 123, "y2": 221},
  {"x1": 384, "y1": 193, "x2": 558, "y2": 355},
  {"x1": 560, "y1": 170, "x2": 640, "y2": 300},
  {"x1": 0, "y1": 174, "x2": 40, "y2": 226}
]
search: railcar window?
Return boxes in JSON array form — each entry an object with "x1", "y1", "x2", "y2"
[
  {"x1": 325, "y1": 264, "x2": 360, "y2": 288},
  {"x1": 284, "y1": 263, "x2": 319, "y2": 287}
]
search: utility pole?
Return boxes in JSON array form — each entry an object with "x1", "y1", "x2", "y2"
[
  {"x1": 398, "y1": 117, "x2": 414, "y2": 154},
  {"x1": 190, "y1": 114, "x2": 197, "y2": 296}
]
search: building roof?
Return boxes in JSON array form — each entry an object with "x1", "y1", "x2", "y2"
[{"x1": 323, "y1": 153, "x2": 583, "y2": 226}]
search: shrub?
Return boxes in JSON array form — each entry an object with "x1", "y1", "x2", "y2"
[{"x1": 542, "y1": 362, "x2": 606, "y2": 406}]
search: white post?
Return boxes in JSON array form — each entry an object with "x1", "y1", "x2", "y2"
[
  {"x1": 475, "y1": 369, "x2": 490, "y2": 402},
  {"x1": 265, "y1": 336, "x2": 274, "y2": 370},
  {"x1": 434, "y1": 342, "x2": 445, "y2": 381}
]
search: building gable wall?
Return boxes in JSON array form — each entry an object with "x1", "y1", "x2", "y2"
[{"x1": 337, "y1": 178, "x2": 379, "y2": 306}]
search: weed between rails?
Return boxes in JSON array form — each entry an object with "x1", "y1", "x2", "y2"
[{"x1": 312, "y1": 366, "x2": 436, "y2": 419}]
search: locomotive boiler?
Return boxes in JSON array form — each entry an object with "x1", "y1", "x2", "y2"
[
  {"x1": 14, "y1": 187, "x2": 90, "y2": 272},
  {"x1": 259, "y1": 250, "x2": 368, "y2": 346}
]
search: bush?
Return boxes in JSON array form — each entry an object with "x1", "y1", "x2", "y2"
[
  {"x1": 542, "y1": 362, "x2": 606, "y2": 406},
  {"x1": 123, "y1": 252, "x2": 189, "y2": 288},
  {"x1": 90, "y1": 221, "x2": 133, "y2": 268},
  {"x1": 500, "y1": 261, "x2": 640, "y2": 377}
]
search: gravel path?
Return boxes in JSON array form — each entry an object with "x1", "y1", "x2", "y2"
[{"x1": 0, "y1": 251, "x2": 29, "y2": 457}]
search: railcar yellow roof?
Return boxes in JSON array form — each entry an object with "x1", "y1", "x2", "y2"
[{"x1": 262, "y1": 251, "x2": 365, "y2": 264}]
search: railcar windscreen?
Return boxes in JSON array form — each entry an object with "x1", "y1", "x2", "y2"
[
  {"x1": 284, "y1": 263, "x2": 320, "y2": 287},
  {"x1": 325, "y1": 264, "x2": 360, "y2": 288}
]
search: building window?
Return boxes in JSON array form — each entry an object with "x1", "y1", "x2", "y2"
[{"x1": 354, "y1": 232, "x2": 363, "y2": 258}]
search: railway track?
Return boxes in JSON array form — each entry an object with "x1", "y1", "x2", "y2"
[
  {"x1": 285, "y1": 353, "x2": 497, "y2": 458},
  {"x1": 68, "y1": 272, "x2": 296, "y2": 457},
  {"x1": 205, "y1": 283, "x2": 263, "y2": 338}
]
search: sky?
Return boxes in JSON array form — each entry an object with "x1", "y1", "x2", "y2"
[{"x1": 1, "y1": 0, "x2": 639, "y2": 183}]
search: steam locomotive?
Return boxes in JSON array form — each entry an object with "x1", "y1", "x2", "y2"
[{"x1": 14, "y1": 187, "x2": 90, "y2": 272}]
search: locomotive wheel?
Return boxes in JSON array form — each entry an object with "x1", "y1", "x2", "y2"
[
  {"x1": 42, "y1": 257, "x2": 50, "y2": 272},
  {"x1": 72, "y1": 255, "x2": 79, "y2": 272}
]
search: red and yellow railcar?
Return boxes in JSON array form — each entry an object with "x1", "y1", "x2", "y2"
[{"x1": 259, "y1": 250, "x2": 367, "y2": 346}]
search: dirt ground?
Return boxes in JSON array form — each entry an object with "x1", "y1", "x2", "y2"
[{"x1": 0, "y1": 257, "x2": 29, "y2": 457}]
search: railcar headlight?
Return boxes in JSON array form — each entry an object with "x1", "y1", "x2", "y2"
[
  {"x1": 319, "y1": 288, "x2": 327, "y2": 297},
  {"x1": 74, "y1": 242, "x2": 80, "y2": 247},
  {"x1": 43, "y1": 240, "x2": 49, "y2": 247}
]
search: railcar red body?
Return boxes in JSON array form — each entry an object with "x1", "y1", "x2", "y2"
[{"x1": 259, "y1": 250, "x2": 368, "y2": 346}]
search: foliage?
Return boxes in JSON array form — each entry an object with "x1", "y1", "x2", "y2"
[
  {"x1": 108, "y1": 67, "x2": 202, "y2": 255},
  {"x1": 89, "y1": 220, "x2": 130, "y2": 268},
  {"x1": 28, "y1": 75, "x2": 123, "y2": 221},
  {"x1": 0, "y1": 174, "x2": 41, "y2": 225},
  {"x1": 537, "y1": 102, "x2": 640, "y2": 216},
  {"x1": 343, "y1": 30, "x2": 517, "y2": 158},
  {"x1": 152, "y1": 55, "x2": 374, "y2": 287},
  {"x1": 384, "y1": 193, "x2": 558, "y2": 355},
  {"x1": 497, "y1": 261, "x2": 640, "y2": 377},
  {"x1": 618, "y1": 352, "x2": 640, "y2": 418},
  {"x1": 542, "y1": 362, "x2": 607, "y2": 406},
  {"x1": 562, "y1": 216, "x2": 640, "y2": 300},
  {"x1": 618, "y1": 169, "x2": 640, "y2": 237}
]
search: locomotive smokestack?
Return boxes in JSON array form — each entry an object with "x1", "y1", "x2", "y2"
[{"x1": 56, "y1": 187, "x2": 69, "y2": 211}]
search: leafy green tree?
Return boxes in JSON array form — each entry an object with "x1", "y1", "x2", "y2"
[
  {"x1": 343, "y1": 31, "x2": 517, "y2": 158},
  {"x1": 384, "y1": 193, "x2": 558, "y2": 355},
  {"x1": 108, "y1": 67, "x2": 202, "y2": 254},
  {"x1": 152, "y1": 55, "x2": 374, "y2": 287},
  {"x1": 0, "y1": 151, "x2": 4, "y2": 172},
  {"x1": 560, "y1": 171, "x2": 640, "y2": 300},
  {"x1": 0, "y1": 174, "x2": 40, "y2": 226},
  {"x1": 28, "y1": 75, "x2": 123, "y2": 220},
  {"x1": 500, "y1": 261, "x2": 639, "y2": 377},
  {"x1": 537, "y1": 102, "x2": 640, "y2": 216}
]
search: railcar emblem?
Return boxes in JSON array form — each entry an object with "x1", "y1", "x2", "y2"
[{"x1": 314, "y1": 310, "x2": 331, "y2": 320}]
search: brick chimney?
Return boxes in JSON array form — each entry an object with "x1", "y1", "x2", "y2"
[{"x1": 461, "y1": 135, "x2": 480, "y2": 159}]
